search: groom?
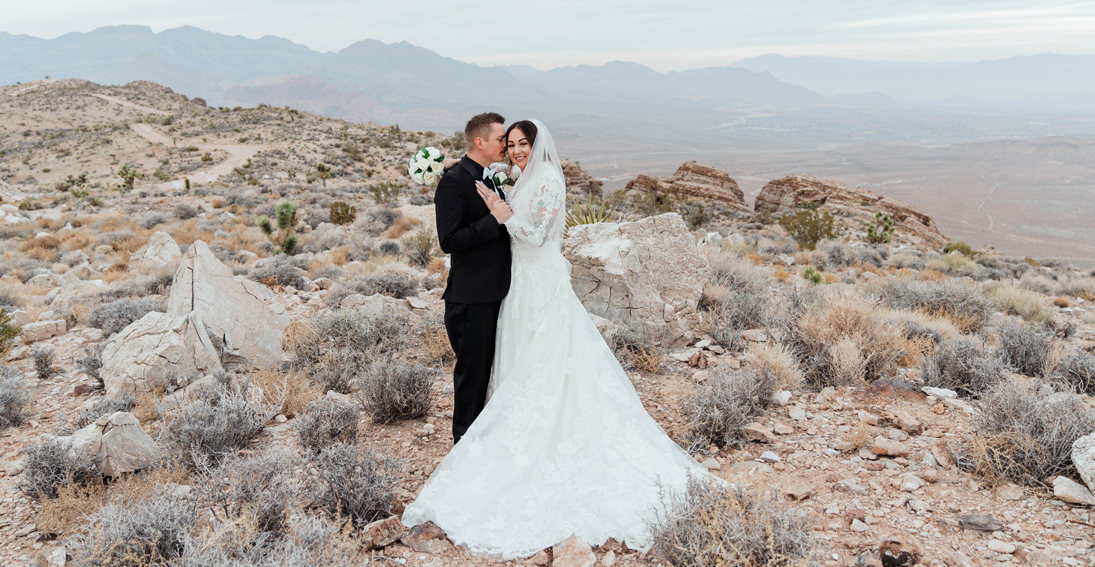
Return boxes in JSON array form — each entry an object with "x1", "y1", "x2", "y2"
[{"x1": 435, "y1": 112, "x2": 513, "y2": 443}]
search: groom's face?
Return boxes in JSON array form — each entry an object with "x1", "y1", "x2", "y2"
[{"x1": 480, "y1": 123, "x2": 507, "y2": 163}]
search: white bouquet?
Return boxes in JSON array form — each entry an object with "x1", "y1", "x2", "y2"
[
  {"x1": 408, "y1": 146, "x2": 444, "y2": 185},
  {"x1": 488, "y1": 162, "x2": 520, "y2": 188}
]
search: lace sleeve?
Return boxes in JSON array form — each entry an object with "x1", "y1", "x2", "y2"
[{"x1": 504, "y1": 174, "x2": 565, "y2": 247}]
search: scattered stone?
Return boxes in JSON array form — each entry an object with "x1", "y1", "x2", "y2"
[
  {"x1": 987, "y1": 540, "x2": 1016, "y2": 554},
  {"x1": 364, "y1": 516, "x2": 405, "y2": 549},
  {"x1": 525, "y1": 550, "x2": 551, "y2": 566},
  {"x1": 132, "y1": 231, "x2": 182, "y2": 268},
  {"x1": 872, "y1": 436, "x2": 910, "y2": 457},
  {"x1": 743, "y1": 422, "x2": 776, "y2": 443},
  {"x1": 879, "y1": 538, "x2": 923, "y2": 567},
  {"x1": 601, "y1": 550, "x2": 617, "y2": 567},
  {"x1": 700, "y1": 458, "x2": 721, "y2": 471},
  {"x1": 850, "y1": 519, "x2": 869, "y2": 532},
  {"x1": 741, "y1": 329, "x2": 768, "y2": 342},
  {"x1": 836, "y1": 479, "x2": 870, "y2": 495},
  {"x1": 944, "y1": 552, "x2": 971, "y2": 567},
  {"x1": 1053, "y1": 476, "x2": 1095, "y2": 506},
  {"x1": 406, "y1": 296, "x2": 428, "y2": 310},
  {"x1": 922, "y1": 386, "x2": 957, "y2": 399},
  {"x1": 858, "y1": 410, "x2": 879, "y2": 426},
  {"x1": 400, "y1": 521, "x2": 453, "y2": 554},
  {"x1": 789, "y1": 407, "x2": 807, "y2": 421},
  {"x1": 773, "y1": 422, "x2": 794, "y2": 435},
  {"x1": 958, "y1": 514, "x2": 1004, "y2": 532},
  {"x1": 783, "y1": 482, "x2": 812, "y2": 501},
  {"x1": 772, "y1": 390, "x2": 792, "y2": 406},
  {"x1": 18, "y1": 319, "x2": 66, "y2": 343},
  {"x1": 895, "y1": 413, "x2": 922, "y2": 434},
  {"x1": 553, "y1": 534, "x2": 596, "y2": 567},
  {"x1": 996, "y1": 483, "x2": 1024, "y2": 501},
  {"x1": 757, "y1": 451, "x2": 781, "y2": 463}
]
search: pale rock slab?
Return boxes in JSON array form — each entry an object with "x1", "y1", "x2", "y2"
[
  {"x1": 101, "y1": 311, "x2": 224, "y2": 395},
  {"x1": 553, "y1": 534, "x2": 596, "y2": 567},
  {"x1": 64, "y1": 411, "x2": 159, "y2": 476},
  {"x1": 167, "y1": 240, "x2": 289, "y2": 366},
  {"x1": 133, "y1": 231, "x2": 182, "y2": 268},
  {"x1": 1071, "y1": 431, "x2": 1095, "y2": 493},
  {"x1": 563, "y1": 213, "x2": 709, "y2": 344},
  {"x1": 18, "y1": 319, "x2": 65, "y2": 344},
  {"x1": 1053, "y1": 476, "x2": 1095, "y2": 506}
]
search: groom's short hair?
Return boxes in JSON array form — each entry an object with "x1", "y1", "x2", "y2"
[{"x1": 465, "y1": 112, "x2": 505, "y2": 151}]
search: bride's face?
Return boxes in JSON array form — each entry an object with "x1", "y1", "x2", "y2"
[{"x1": 507, "y1": 128, "x2": 532, "y2": 171}]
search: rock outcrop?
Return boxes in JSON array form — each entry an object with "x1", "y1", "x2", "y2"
[
  {"x1": 132, "y1": 231, "x2": 182, "y2": 268},
  {"x1": 67, "y1": 411, "x2": 161, "y2": 476},
  {"x1": 624, "y1": 161, "x2": 749, "y2": 212},
  {"x1": 755, "y1": 175, "x2": 947, "y2": 248},
  {"x1": 101, "y1": 312, "x2": 223, "y2": 395},
  {"x1": 561, "y1": 159, "x2": 603, "y2": 197},
  {"x1": 166, "y1": 240, "x2": 290, "y2": 366},
  {"x1": 563, "y1": 213, "x2": 709, "y2": 344}
]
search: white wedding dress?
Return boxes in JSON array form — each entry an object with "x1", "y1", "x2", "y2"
[{"x1": 402, "y1": 120, "x2": 711, "y2": 559}]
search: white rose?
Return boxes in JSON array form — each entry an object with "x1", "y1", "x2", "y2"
[
  {"x1": 425, "y1": 147, "x2": 440, "y2": 160},
  {"x1": 494, "y1": 172, "x2": 508, "y2": 185},
  {"x1": 412, "y1": 172, "x2": 425, "y2": 184},
  {"x1": 428, "y1": 161, "x2": 443, "y2": 174},
  {"x1": 424, "y1": 171, "x2": 439, "y2": 185}
]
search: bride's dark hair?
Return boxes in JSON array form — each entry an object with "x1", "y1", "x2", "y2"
[{"x1": 505, "y1": 120, "x2": 538, "y2": 147}]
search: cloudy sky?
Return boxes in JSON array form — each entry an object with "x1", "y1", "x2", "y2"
[{"x1": 5, "y1": 0, "x2": 1095, "y2": 71}]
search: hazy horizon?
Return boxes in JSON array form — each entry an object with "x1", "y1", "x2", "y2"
[{"x1": 5, "y1": 0, "x2": 1095, "y2": 72}]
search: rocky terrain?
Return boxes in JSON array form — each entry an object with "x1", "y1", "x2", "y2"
[{"x1": 2, "y1": 79, "x2": 1095, "y2": 567}]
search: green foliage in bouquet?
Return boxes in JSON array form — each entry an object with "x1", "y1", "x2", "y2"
[
  {"x1": 330, "y1": 201, "x2": 357, "y2": 225},
  {"x1": 866, "y1": 211, "x2": 895, "y2": 244},
  {"x1": 257, "y1": 200, "x2": 299, "y2": 255},
  {"x1": 778, "y1": 208, "x2": 838, "y2": 251}
]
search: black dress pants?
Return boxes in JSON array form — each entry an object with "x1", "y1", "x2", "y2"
[{"x1": 444, "y1": 300, "x2": 502, "y2": 443}]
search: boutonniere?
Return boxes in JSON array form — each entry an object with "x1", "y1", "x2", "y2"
[{"x1": 492, "y1": 171, "x2": 514, "y2": 187}]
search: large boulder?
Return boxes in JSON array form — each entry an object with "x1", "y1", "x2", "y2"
[
  {"x1": 563, "y1": 213, "x2": 709, "y2": 344},
  {"x1": 132, "y1": 231, "x2": 182, "y2": 269},
  {"x1": 755, "y1": 175, "x2": 947, "y2": 248},
  {"x1": 66, "y1": 411, "x2": 160, "y2": 476},
  {"x1": 167, "y1": 240, "x2": 290, "y2": 366},
  {"x1": 624, "y1": 161, "x2": 749, "y2": 212},
  {"x1": 101, "y1": 311, "x2": 223, "y2": 395}
]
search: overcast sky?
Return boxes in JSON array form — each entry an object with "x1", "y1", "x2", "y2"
[{"x1": 5, "y1": 0, "x2": 1095, "y2": 71}]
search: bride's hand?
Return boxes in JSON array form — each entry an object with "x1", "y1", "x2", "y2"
[
  {"x1": 475, "y1": 181, "x2": 501, "y2": 208},
  {"x1": 443, "y1": 157, "x2": 460, "y2": 171}
]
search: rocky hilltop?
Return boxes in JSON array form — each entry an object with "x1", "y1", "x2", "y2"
[
  {"x1": 756, "y1": 175, "x2": 948, "y2": 248},
  {"x1": 624, "y1": 161, "x2": 749, "y2": 212},
  {"x1": 2, "y1": 79, "x2": 1095, "y2": 567},
  {"x1": 561, "y1": 159, "x2": 603, "y2": 197}
]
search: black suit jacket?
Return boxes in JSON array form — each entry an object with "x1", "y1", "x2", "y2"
[{"x1": 436, "y1": 156, "x2": 512, "y2": 304}]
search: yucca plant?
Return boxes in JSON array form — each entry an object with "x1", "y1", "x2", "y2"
[
  {"x1": 565, "y1": 194, "x2": 617, "y2": 237},
  {"x1": 256, "y1": 200, "x2": 299, "y2": 255}
]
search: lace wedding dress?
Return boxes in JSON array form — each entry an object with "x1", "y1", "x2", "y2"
[{"x1": 402, "y1": 120, "x2": 711, "y2": 559}]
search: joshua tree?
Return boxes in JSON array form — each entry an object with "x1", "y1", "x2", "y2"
[
  {"x1": 866, "y1": 211, "x2": 895, "y2": 244},
  {"x1": 316, "y1": 163, "x2": 333, "y2": 187},
  {"x1": 115, "y1": 165, "x2": 143, "y2": 193},
  {"x1": 257, "y1": 200, "x2": 299, "y2": 255}
]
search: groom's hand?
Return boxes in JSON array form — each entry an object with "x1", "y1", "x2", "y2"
[{"x1": 490, "y1": 200, "x2": 513, "y2": 223}]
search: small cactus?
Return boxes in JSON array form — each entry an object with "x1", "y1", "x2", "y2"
[{"x1": 256, "y1": 200, "x2": 299, "y2": 255}]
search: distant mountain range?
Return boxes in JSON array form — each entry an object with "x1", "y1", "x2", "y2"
[
  {"x1": 730, "y1": 53, "x2": 1095, "y2": 112},
  {"x1": 1, "y1": 25, "x2": 1092, "y2": 136}
]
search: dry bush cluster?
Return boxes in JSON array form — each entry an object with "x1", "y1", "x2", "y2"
[
  {"x1": 921, "y1": 337, "x2": 1012, "y2": 398},
  {"x1": 684, "y1": 367, "x2": 777, "y2": 448},
  {"x1": 610, "y1": 320, "x2": 667, "y2": 374},
  {"x1": 294, "y1": 396, "x2": 360, "y2": 453},
  {"x1": 702, "y1": 249, "x2": 774, "y2": 350},
  {"x1": 0, "y1": 366, "x2": 31, "y2": 429},
  {"x1": 649, "y1": 475, "x2": 816, "y2": 567},
  {"x1": 356, "y1": 359, "x2": 437, "y2": 424},
  {"x1": 879, "y1": 278, "x2": 993, "y2": 332},
  {"x1": 159, "y1": 378, "x2": 276, "y2": 469}
]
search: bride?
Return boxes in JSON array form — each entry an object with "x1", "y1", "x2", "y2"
[{"x1": 401, "y1": 119, "x2": 712, "y2": 559}]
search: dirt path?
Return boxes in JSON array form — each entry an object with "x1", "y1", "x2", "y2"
[
  {"x1": 90, "y1": 93, "x2": 171, "y2": 116},
  {"x1": 130, "y1": 123, "x2": 263, "y2": 186}
]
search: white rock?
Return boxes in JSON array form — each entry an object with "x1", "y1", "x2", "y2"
[
  {"x1": 167, "y1": 240, "x2": 290, "y2": 366},
  {"x1": 987, "y1": 540, "x2": 1016, "y2": 554},
  {"x1": 132, "y1": 231, "x2": 183, "y2": 268},
  {"x1": 850, "y1": 519, "x2": 870, "y2": 532},
  {"x1": 772, "y1": 390, "x2": 792, "y2": 406},
  {"x1": 101, "y1": 312, "x2": 223, "y2": 395},
  {"x1": 96, "y1": 411, "x2": 160, "y2": 476},
  {"x1": 18, "y1": 319, "x2": 65, "y2": 343},
  {"x1": 757, "y1": 451, "x2": 781, "y2": 463},
  {"x1": 1054, "y1": 476, "x2": 1095, "y2": 506},
  {"x1": 563, "y1": 213, "x2": 709, "y2": 345},
  {"x1": 1072, "y1": 432, "x2": 1095, "y2": 494},
  {"x1": 922, "y1": 386, "x2": 957, "y2": 399}
]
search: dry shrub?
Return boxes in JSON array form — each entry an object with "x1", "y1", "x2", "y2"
[
  {"x1": 1054, "y1": 349, "x2": 1095, "y2": 395},
  {"x1": 160, "y1": 379, "x2": 276, "y2": 469},
  {"x1": 427, "y1": 257, "x2": 447, "y2": 277},
  {"x1": 965, "y1": 378, "x2": 1095, "y2": 486},
  {"x1": 247, "y1": 366, "x2": 320, "y2": 418},
  {"x1": 201, "y1": 447, "x2": 300, "y2": 534},
  {"x1": 996, "y1": 321, "x2": 1055, "y2": 378},
  {"x1": 295, "y1": 396, "x2": 360, "y2": 454},
  {"x1": 1, "y1": 368, "x2": 31, "y2": 429},
  {"x1": 65, "y1": 485, "x2": 197, "y2": 567},
  {"x1": 356, "y1": 359, "x2": 436, "y2": 424},
  {"x1": 383, "y1": 216, "x2": 421, "y2": 239},
  {"x1": 791, "y1": 293, "x2": 904, "y2": 388},
  {"x1": 311, "y1": 443, "x2": 400, "y2": 529},
  {"x1": 649, "y1": 475, "x2": 816, "y2": 567},
  {"x1": 37, "y1": 461, "x2": 189, "y2": 537},
  {"x1": 879, "y1": 277, "x2": 993, "y2": 332},
  {"x1": 746, "y1": 342, "x2": 802, "y2": 391},
  {"x1": 132, "y1": 389, "x2": 163, "y2": 424},
  {"x1": 684, "y1": 367, "x2": 776, "y2": 448},
  {"x1": 211, "y1": 196, "x2": 226, "y2": 208},
  {"x1": 843, "y1": 420, "x2": 874, "y2": 451},
  {"x1": 921, "y1": 336, "x2": 1010, "y2": 398},
  {"x1": 985, "y1": 283, "x2": 1052, "y2": 323},
  {"x1": 416, "y1": 315, "x2": 454, "y2": 364},
  {"x1": 19, "y1": 437, "x2": 101, "y2": 500},
  {"x1": 1053, "y1": 296, "x2": 1072, "y2": 308},
  {"x1": 610, "y1": 320, "x2": 666, "y2": 374},
  {"x1": 20, "y1": 234, "x2": 62, "y2": 252},
  {"x1": 1058, "y1": 275, "x2": 1095, "y2": 301},
  {"x1": 773, "y1": 266, "x2": 791, "y2": 281},
  {"x1": 703, "y1": 249, "x2": 774, "y2": 350}
]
